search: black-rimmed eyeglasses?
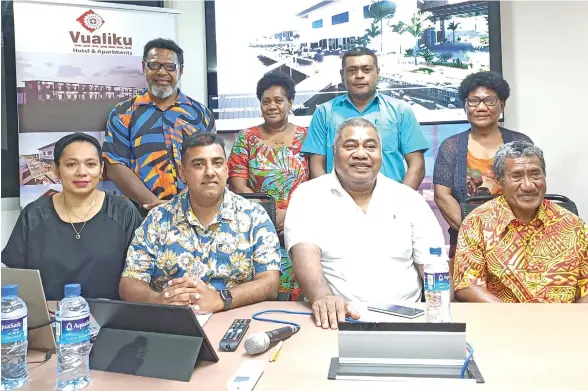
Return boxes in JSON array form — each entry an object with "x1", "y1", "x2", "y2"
[
  {"x1": 466, "y1": 96, "x2": 499, "y2": 107},
  {"x1": 145, "y1": 62, "x2": 178, "y2": 72}
]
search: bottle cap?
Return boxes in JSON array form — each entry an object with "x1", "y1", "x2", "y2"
[
  {"x1": 1, "y1": 284, "x2": 18, "y2": 297},
  {"x1": 429, "y1": 247, "x2": 442, "y2": 255},
  {"x1": 64, "y1": 283, "x2": 81, "y2": 297}
]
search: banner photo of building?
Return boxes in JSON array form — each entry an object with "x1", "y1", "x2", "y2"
[
  {"x1": 13, "y1": 0, "x2": 177, "y2": 207},
  {"x1": 209, "y1": 0, "x2": 498, "y2": 131}
]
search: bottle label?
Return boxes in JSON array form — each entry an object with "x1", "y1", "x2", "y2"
[
  {"x1": 56, "y1": 315, "x2": 90, "y2": 345},
  {"x1": 1, "y1": 315, "x2": 28, "y2": 343},
  {"x1": 425, "y1": 272, "x2": 450, "y2": 291}
]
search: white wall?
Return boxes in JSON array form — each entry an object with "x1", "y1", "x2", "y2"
[
  {"x1": 501, "y1": 0, "x2": 588, "y2": 221},
  {"x1": 165, "y1": 0, "x2": 208, "y2": 104}
]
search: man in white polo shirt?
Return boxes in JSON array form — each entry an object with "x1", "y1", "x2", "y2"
[{"x1": 285, "y1": 117, "x2": 448, "y2": 329}]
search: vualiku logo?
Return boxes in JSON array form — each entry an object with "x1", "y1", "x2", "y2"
[
  {"x1": 70, "y1": 9, "x2": 132, "y2": 53},
  {"x1": 76, "y1": 9, "x2": 104, "y2": 33}
]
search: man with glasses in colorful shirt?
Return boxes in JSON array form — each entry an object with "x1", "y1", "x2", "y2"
[{"x1": 103, "y1": 38, "x2": 216, "y2": 216}]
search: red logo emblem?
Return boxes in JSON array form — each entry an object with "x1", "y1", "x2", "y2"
[{"x1": 76, "y1": 9, "x2": 105, "y2": 33}]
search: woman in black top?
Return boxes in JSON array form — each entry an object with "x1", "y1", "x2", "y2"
[
  {"x1": 433, "y1": 72, "x2": 532, "y2": 257},
  {"x1": 2, "y1": 133, "x2": 142, "y2": 300}
]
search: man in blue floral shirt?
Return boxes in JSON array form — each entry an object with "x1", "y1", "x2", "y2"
[{"x1": 119, "y1": 133, "x2": 281, "y2": 313}]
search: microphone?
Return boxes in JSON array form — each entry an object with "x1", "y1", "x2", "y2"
[{"x1": 244, "y1": 325, "x2": 300, "y2": 355}]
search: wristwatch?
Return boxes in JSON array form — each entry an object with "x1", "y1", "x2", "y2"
[{"x1": 219, "y1": 289, "x2": 233, "y2": 311}]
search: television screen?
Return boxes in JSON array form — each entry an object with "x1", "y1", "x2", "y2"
[{"x1": 206, "y1": 0, "x2": 502, "y2": 131}]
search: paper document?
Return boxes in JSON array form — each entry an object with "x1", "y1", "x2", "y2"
[{"x1": 195, "y1": 312, "x2": 212, "y2": 327}]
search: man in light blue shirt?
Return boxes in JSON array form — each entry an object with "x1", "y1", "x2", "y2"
[{"x1": 302, "y1": 47, "x2": 429, "y2": 189}]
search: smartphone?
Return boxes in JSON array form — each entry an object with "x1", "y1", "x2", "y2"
[{"x1": 367, "y1": 303, "x2": 425, "y2": 319}]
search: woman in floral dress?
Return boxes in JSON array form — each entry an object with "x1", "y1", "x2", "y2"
[{"x1": 228, "y1": 72, "x2": 309, "y2": 300}]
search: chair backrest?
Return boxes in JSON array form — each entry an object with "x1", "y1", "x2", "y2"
[
  {"x1": 237, "y1": 193, "x2": 277, "y2": 228},
  {"x1": 544, "y1": 194, "x2": 579, "y2": 216},
  {"x1": 236, "y1": 193, "x2": 310, "y2": 302},
  {"x1": 461, "y1": 194, "x2": 579, "y2": 220},
  {"x1": 460, "y1": 195, "x2": 497, "y2": 221}
]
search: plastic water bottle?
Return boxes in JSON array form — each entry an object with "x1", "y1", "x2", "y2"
[
  {"x1": 89, "y1": 317, "x2": 100, "y2": 348},
  {"x1": 1, "y1": 285, "x2": 28, "y2": 390},
  {"x1": 424, "y1": 247, "x2": 452, "y2": 323},
  {"x1": 55, "y1": 284, "x2": 91, "y2": 391}
]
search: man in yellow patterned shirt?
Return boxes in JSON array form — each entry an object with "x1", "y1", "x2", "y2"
[{"x1": 454, "y1": 141, "x2": 588, "y2": 303}]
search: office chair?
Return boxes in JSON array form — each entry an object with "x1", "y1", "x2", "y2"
[
  {"x1": 460, "y1": 195, "x2": 497, "y2": 221},
  {"x1": 543, "y1": 194, "x2": 579, "y2": 216},
  {"x1": 237, "y1": 193, "x2": 277, "y2": 227},
  {"x1": 237, "y1": 193, "x2": 308, "y2": 302},
  {"x1": 461, "y1": 194, "x2": 579, "y2": 220}
]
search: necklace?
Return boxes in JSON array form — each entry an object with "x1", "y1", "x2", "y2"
[
  {"x1": 262, "y1": 123, "x2": 291, "y2": 147},
  {"x1": 63, "y1": 192, "x2": 97, "y2": 240}
]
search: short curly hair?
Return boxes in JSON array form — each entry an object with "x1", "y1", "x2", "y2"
[
  {"x1": 256, "y1": 72, "x2": 296, "y2": 102},
  {"x1": 458, "y1": 71, "x2": 510, "y2": 102},
  {"x1": 143, "y1": 38, "x2": 184, "y2": 65}
]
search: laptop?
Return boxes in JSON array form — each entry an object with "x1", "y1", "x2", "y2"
[{"x1": 1, "y1": 268, "x2": 56, "y2": 352}]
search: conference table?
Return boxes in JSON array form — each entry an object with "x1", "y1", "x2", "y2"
[{"x1": 25, "y1": 302, "x2": 587, "y2": 390}]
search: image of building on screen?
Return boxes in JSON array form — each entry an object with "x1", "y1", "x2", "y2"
[{"x1": 212, "y1": 0, "x2": 492, "y2": 126}]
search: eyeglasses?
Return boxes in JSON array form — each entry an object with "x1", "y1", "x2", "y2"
[
  {"x1": 466, "y1": 96, "x2": 499, "y2": 107},
  {"x1": 145, "y1": 62, "x2": 178, "y2": 72}
]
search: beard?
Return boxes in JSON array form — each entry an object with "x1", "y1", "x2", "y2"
[{"x1": 147, "y1": 77, "x2": 180, "y2": 99}]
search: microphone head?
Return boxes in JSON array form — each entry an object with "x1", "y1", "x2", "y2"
[{"x1": 244, "y1": 332, "x2": 270, "y2": 355}]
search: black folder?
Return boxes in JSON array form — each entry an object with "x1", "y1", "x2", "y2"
[{"x1": 87, "y1": 299, "x2": 219, "y2": 382}]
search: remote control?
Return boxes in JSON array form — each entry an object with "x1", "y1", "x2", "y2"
[{"x1": 220, "y1": 319, "x2": 251, "y2": 352}]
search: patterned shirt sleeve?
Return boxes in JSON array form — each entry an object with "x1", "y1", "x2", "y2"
[
  {"x1": 578, "y1": 222, "x2": 588, "y2": 300},
  {"x1": 301, "y1": 106, "x2": 328, "y2": 155},
  {"x1": 102, "y1": 107, "x2": 132, "y2": 166},
  {"x1": 121, "y1": 211, "x2": 158, "y2": 283},
  {"x1": 454, "y1": 214, "x2": 487, "y2": 291},
  {"x1": 227, "y1": 131, "x2": 250, "y2": 179},
  {"x1": 250, "y1": 207, "x2": 281, "y2": 275},
  {"x1": 200, "y1": 104, "x2": 217, "y2": 133}
]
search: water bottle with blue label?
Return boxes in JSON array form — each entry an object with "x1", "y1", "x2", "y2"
[
  {"x1": 424, "y1": 247, "x2": 452, "y2": 323},
  {"x1": 55, "y1": 284, "x2": 91, "y2": 390},
  {"x1": 1, "y1": 284, "x2": 28, "y2": 390}
]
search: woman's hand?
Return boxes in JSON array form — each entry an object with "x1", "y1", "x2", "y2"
[{"x1": 433, "y1": 184, "x2": 462, "y2": 231}]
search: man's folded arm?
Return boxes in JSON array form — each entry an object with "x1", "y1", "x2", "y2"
[{"x1": 453, "y1": 215, "x2": 503, "y2": 303}]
